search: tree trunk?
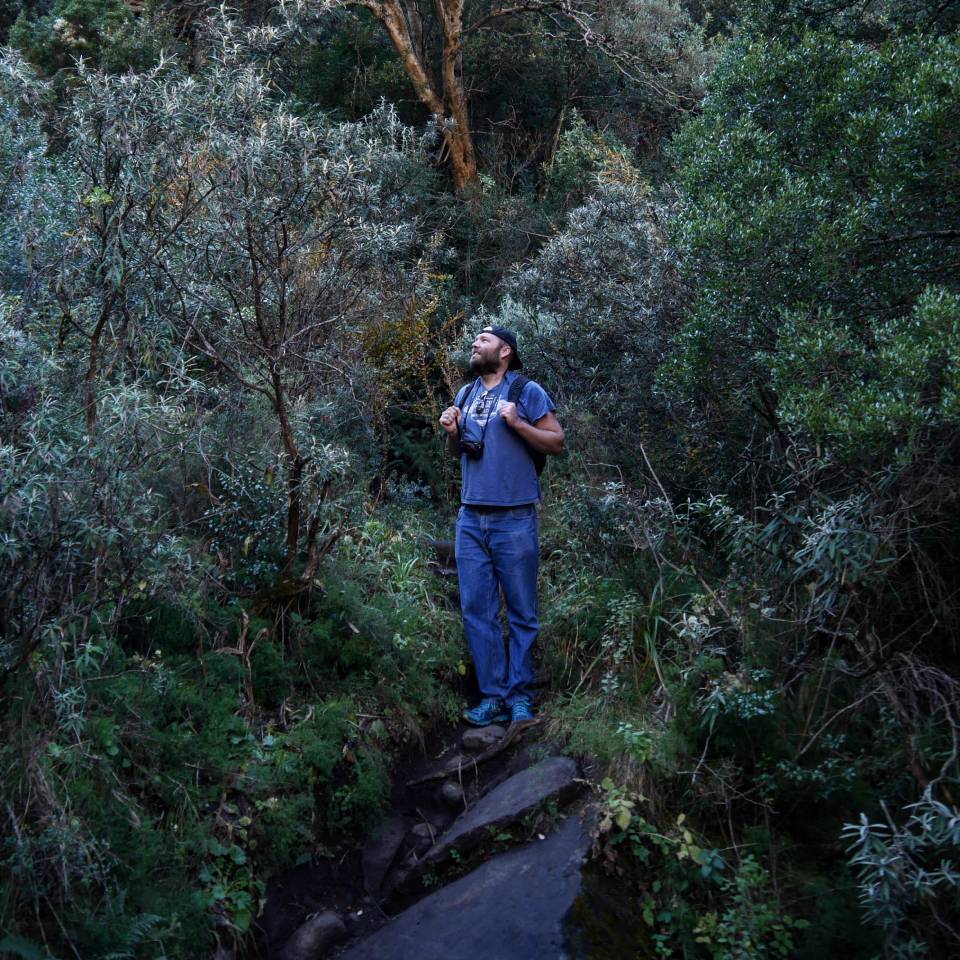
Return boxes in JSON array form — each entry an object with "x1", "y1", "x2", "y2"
[
  {"x1": 84, "y1": 291, "x2": 117, "y2": 436},
  {"x1": 271, "y1": 369, "x2": 305, "y2": 577},
  {"x1": 436, "y1": 0, "x2": 477, "y2": 190},
  {"x1": 366, "y1": 0, "x2": 478, "y2": 190}
]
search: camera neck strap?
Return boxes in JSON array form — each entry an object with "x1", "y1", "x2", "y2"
[{"x1": 457, "y1": 377, "x2": 505, "y2": 447}]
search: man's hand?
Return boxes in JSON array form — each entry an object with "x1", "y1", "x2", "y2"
[
  {"x1": 497, "y1": 399, "x2": 519, "y2": 428},
  {"x1": 499, "y1": 403, "x2": 565, "y2": 455},
  {"x1": 439, "y1": 406, "x2": 461, "y2": 436}
]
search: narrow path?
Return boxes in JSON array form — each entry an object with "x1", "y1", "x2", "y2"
[{"x1": 260, "y1": 721, "x2": 597, "y2": 960}]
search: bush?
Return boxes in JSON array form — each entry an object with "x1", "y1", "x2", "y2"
[{"x1": 10, "y1": 0, "x2": 171, "y2": 75}]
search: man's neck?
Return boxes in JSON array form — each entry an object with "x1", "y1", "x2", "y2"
[{"x1": 480, "y1": 368, "x2": 509, "y2": 390}]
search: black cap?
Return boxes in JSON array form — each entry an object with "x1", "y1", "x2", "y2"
[{"x1": 481, "y1": 325, "x2": 523, "y2": 370}]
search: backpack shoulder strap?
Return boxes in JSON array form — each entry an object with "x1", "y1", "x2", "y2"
[
  {"x1": 454, "y1": 383, "x2": 475, "y2": 440},
  {"x1": 506, "y1": 374, "x2": 530, "y2": 405},
  {"x1": 504, "y1": 375, "x2": 546, "y2": 476},
  {"x1": 455, "y1": 383, "x2": 472, "y2": 410}
]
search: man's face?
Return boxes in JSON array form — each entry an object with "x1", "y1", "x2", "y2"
[{"x1": 469, "y1": 331, "x2": 508, "y2": 374}]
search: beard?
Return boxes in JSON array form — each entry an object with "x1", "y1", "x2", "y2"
[{"x1": 469, "y1": 351, "x2": 500, "y2": 375}]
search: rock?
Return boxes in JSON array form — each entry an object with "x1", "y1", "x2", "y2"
[
  {"x1": 380, "y1": 850, "x2": 418, "y2": 898},
  {"x1": 406, "y1": 722, "x2": 540, "y2": 786},
  {"x1": 344, "y1": 907, "x2": 372, "y2": 937},
  {"x1": 277, "y1": 911, "x2": 346, "y2": 960},
  {"x1": 408, "y1": 822, "x2": 437, "y2": 855},
  {"x1": 361, "y1": 816, "x2": 409, "y2": 896},
  {"x1": 425, "y1": 756, "x2": 580, "y2": 865},
  {"x1": 424, "y1": 538, "x2": 457, "y2": 576},
  {"x1": 462, "y1": 724, "x2": 506, "y2": 752},
  {"x1": 437, "y1": 780, "x2": 464, "y2": 808},
  {"x1": 337, "y1": 814, "x2": 589, "y2": 960}
]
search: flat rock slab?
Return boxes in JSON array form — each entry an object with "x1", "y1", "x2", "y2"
[
  {"x1": 425, "y1": 756, "x2": 580, "y2": 863},
  {"x1": 336, "y1": 814, "x2": 589, "y2": 960}
]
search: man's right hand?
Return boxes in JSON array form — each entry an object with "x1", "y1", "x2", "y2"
[{"x1": 439, "y1": 406, "x2": 461, "y2": 436}]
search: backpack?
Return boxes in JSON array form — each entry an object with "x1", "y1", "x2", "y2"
[{"x1": 456, "y1": 374, "x2": 547, "y2": 476}]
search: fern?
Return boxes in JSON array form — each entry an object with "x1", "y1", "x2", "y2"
[
  {"x1": 97, "y1": 912, "x2": 163, "y2": 960},
  {"x1": 0, "y1": 934, "x2": 60, "y2": 960}
]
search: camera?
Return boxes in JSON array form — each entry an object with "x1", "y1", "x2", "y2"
[{"x1": 459, "y1": 439, "x2": 484, "y2": 460}]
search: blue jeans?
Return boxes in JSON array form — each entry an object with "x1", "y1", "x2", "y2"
[{"x1": 455, "y1": 504, "x2": 539, "y2": 707}]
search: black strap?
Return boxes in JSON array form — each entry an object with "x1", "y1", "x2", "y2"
[
  {"x1": 454, "y1": 382, "x2": 473, "y2": 442},
  {"x1": 506, "y1": 374, "x2": 529, "y2": 406}
]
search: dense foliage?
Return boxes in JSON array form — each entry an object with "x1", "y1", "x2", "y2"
[{"x1": 1, "y1": 1, "x2": 959, "y2": 958}]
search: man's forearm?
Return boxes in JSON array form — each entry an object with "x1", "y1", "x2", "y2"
[
  {"x1": 510, "y1": 418, "x2": 565, "y2": 455},
  {"x1": 446, "y1": 432, "x2": 460, "y2": 456}
]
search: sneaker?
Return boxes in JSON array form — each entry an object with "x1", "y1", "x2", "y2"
[
  {"x1": 462, "y1": 698, "x2": 509, "y2": 726},
  {"x1": 510, "y1": 699, "x2": 535, "y2": 726}
]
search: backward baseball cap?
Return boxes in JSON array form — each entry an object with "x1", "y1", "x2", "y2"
[{"x1": 481, "y1": 325, "x2": 523, "y2": 370}]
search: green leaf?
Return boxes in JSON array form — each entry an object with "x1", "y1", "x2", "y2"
[{"x1": 0, "y1": 935, "x2": 60, "y2": 960}]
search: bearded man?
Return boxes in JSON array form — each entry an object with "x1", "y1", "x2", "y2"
[{"x1": 438, "y1": 326, "x2": 565, "y2": 727}]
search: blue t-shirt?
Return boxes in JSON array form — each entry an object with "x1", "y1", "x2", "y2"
[{"x1": 456, "y1": 372, "x2": 555, "y2": 506}]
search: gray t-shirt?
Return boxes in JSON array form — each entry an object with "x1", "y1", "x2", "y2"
[{"x1": 456, "y1": 372, "x2": 555, "y2": 506}]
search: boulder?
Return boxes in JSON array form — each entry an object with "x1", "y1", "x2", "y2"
[
  {"x1": 361, "y1": 816, "x2": 408, "y2": 896},
  {"x1": 462, "y1": 724, "x2": 507, "y2": 752},
  {"x1": 436, "y1": 780, "x2": 464, "y2": 809},
  {"x1": 424, "y1": 538, "x2": 457, "y2": 576},
  {"x1": 337, "y1": 814, "x2": 589, "y2": 960},
  {"x1": 277, "y1": 911, "x2": 345, "y2": 960},
  {"x1": 408, "y1": 822, "x2": 437, "y2": 855}
]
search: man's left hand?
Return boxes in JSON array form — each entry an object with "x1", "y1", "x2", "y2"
[{"x1": 498, "y1": 399, "x2": 520, "y2": 428}]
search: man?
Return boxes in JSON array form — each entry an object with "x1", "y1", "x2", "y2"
[{"x1": 438, "y1": 326, "x2": 565, "y2": 727}]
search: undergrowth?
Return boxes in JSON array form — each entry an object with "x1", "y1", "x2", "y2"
[{"x1": 0, "y1": 499, "x2": 463, "y2": 959}]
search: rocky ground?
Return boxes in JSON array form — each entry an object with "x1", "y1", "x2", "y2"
[{"x1": 254, "y1": 720, "x2": 622, "y2": 960}]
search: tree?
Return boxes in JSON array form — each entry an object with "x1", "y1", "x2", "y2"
[
  {"x1": 737, "y1": 0, "x2": 960, "y2": 41},
  {"x1": 173, "y1": 96, "x2": 429, "y2": 579},
  {"x1": 9, "y1": 0, "x2": 172, "y2": 74},
  {"x1": 291, "y1": 0, "x2": 704, "y2": 189},
  {"x1": 668, "y1": 30, "x2": 960, "y2": 458},
  {"x1": 489, "y1": 167, "x2": 685, "y2": 474},
  {"x1": 5, "y1": 15, "x2": 434, "y2": 585},
  {"x1": 665, "y1": 31, "x2": 960, "y2": 950}
]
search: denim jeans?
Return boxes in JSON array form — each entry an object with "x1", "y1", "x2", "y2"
[{"x1": 455, "y1": 504, "x2": 539, "y2": 707}]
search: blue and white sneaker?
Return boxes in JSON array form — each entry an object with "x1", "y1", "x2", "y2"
[
  {"x1": 462, "y1": 698, "x2": 509, "y2": 727},
  {"x1": 510, "y1": 699, "x2": 535, "y2": 726}
]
